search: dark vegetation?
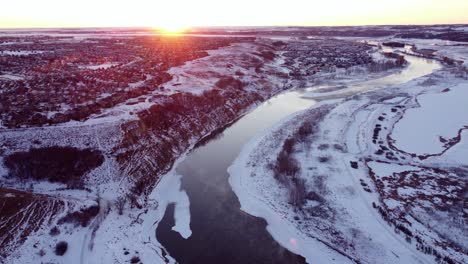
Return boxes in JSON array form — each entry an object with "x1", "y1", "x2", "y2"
[
  {"x1": 54, "y1": 241, "x2": 68, "y2": 256},
  {"x1": 4, "y1": 147, "x2": 104, "y2": 188},
  {"x1": 130, "y1": 256, "x2": 141, "y2": 264},
  {"x1": 115, "y1": 196, "x2": 126, "y2": 215},
  {"x1": 49, "y1": 226, "x2": 60, "y2": 236},
  {"x1": 283, "y1": 40, "x2": 373, "y2": 78},
  {"x1": 382, "y1": 42, "x2": 405, "y2": 48},
  {"x1": 374, "y1": 202, "x2": 459, "y2": 264},
  {"x1": 396, "y1": 31, "x2": 468, "y2": 42},
  {"x1": 0, "y1": 36, "x2": 242, "y2": 128},
  {"x1": 58, "y1": 204, "x2": 100, "y2": 227},
  {"x1": 368, "y1": 52, "x2": 407, "y2": 73},
  {"x1": 368, "y1": 160, "x2": 466, "y2": 264},
  {"x1": 255, "y1": 50, "x2": 276, "y2": 61},
  {"x1": 271, "y1": 137, "x2": 306, "y2": 208},
  {"x1": 198, "y1": 25, "x2": 468, "y2": 42},
  {"x1": 215, "y1": 77, "x2": 245, "y2": 90},
  {"x1": 269, "y1": 106, "x2": 331, "y2": 208}
]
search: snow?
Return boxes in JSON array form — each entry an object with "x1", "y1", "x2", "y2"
[
  {"x1": 227, "y1": 44, "x2": 468, "y2": 263},
  {"x1": 0, "y1": 50, "x2": 45, "y2": 55},
  {"x1": 391, "y1": 83, "x2": 468, "y2": 155},
  {"x1": 228, "y1": 109, "x2": 353, "y2": 264},
  {"x1": 78, "y1": 63, "x2": 117, "y2": 70},
  {"x1": 228, "y1": 102, "x2": 432, "y2": 263},
  {"x1": 2, "y1": 35, "x2": 467, "y2": 264},
  {"x1": 345, "y1": 104, "x2": 372, "y2": 154},
  {"x1": 367, "y1": 161, "x2": 420, "y2": 177},
  {"x1": 370, "y1": 49, "x2": 394, "y2": 63},
  {"x1": 303, "y1": 54, "x2": 441, "y2": 100},
  {"x1": 84, "y1": 142, "x2": 200, "y2": 264},
  {"x1": 428, "y1": 129, "x2": 468, "y2": 164},
  {"x1": 398, "y1": 38, "x2": 468, "y2": 66},
  {"x1": 11, "y1": 162, "x2": 192, "y2": 264},
  {"x1": 152, "y1": 171, "x2": 192, "y2": 239},
  {"x1": 21, "y1": 41, "x2": 284, "y2": 128},
  {"x1": 385, "y1": 199, "x2": 402, "y2": 209},
  {"x1": 164, "y1": 42, "x2": 271, "y2": 95},
  {"x1": 0, "y1": 74, "x2": 24, "y2": 80},
  {"x1": 5, "y1": 198, "x2": 100, "y2": 264}
]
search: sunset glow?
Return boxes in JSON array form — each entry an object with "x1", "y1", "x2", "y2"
[
  {"x1": 156, "y1": 24, "x2": 190, "y2": 35},
  {"x1": 1, "y1": 0, "x2": 467, "y2": 28}
]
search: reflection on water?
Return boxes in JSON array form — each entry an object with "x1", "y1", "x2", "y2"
[
  {"x1": 156, "y1": 51, "x2": 439, "y2": 264},
  {"x1": 156, "y1": 91, "x2": 316, "y2": 264},
  {"x1": 304, "y1": 49, "x2": 441, "y2": 100}
]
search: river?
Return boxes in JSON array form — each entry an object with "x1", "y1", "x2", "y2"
[{"x1": 156, "y1": 48, "x2": 440, "y2": 264}]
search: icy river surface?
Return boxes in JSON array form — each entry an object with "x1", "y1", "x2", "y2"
[{"x1": 156, "y1": 52, "x2": 440, "y2": 264}]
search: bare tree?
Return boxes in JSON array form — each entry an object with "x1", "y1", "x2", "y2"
[{"x1": 115, "y1": 196, "x2": 126, "y2": 215}]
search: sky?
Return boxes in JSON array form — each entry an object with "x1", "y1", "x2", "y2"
[{"x1": 1, "y1": 0, "x2": 467, "y2": 29}]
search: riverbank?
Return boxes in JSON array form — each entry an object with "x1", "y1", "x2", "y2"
[
  {"x1": 229, "y1": 50, "x2": 467, "y2": 263},
  {"x1": 1, "y1": 37, "x2": 420, "y2": 264}
]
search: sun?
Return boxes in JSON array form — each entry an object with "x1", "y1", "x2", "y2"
[{"x1": 156, "y1": 23, "x2": 189, "y2": 35}]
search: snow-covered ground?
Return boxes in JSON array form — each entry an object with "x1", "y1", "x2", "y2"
[
  {"x1": 2, "y1": 36, "x2": 466, "y2": 264},
  {"x1": 0, "y1": 74, "x2": 24, "y2": 80},
  {"x1": 303, "y1": 48, "x2": 441, "y2": 100},
  {"x1": 229, "y1": 46, "x2": 467, "y2": 263},
  {"x1": 0, "y1": 50, "x2": 46, "y2": 55},
  {"x1": 391, "y1": 83, "x2": 468, "y2": 155},
  {"x1": 0, "y1": 38, "x2": 304, "y2": 264},
  {"x1": 78, "y1": 63, "x2": 118, "y2": 70}
]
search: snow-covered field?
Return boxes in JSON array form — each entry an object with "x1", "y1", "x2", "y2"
[
  {"x1": 391, "y1": 83, "x2": 468, "y2": 155},
  {"x1": 229, "y1": 45, "x2": 467, "y2": 263}
]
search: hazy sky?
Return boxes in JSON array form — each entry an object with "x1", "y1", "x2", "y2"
[{"x1": 1, "y1": 0, "x2": 467, "y2": 28}]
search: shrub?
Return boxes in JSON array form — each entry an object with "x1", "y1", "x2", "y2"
[
  {"x1": 58, "y1": 204, "x2": 100, "y2": 227},
  {"x1": 49, "y1": 226, "x2": 60, "y2": 236},
  {"x1": 382, "y1": 42, "x2": 405, "y2": 48},
  {"x1": 282, "y1": 138, "x2": 295, "y2": 154},
  {"x1": 297, "y1": 122, "x2": 312, "y2": 143},
  {"x1": 273, "y1": 152, "x2": 300, "y2": 181},
  {"x1": 130, "y1": 256, "x2": 141, "y2": 263},
  {"x1": 215, "y1": 77, "x2": 244, "y2": 90},
  {"x1": 257, "y1": 51, "x2": 276, "y2": 60},
  {"x1": 115, "y1": 196, "x2": 126, "y2": 215},
  {"x1": 271, "y1": 138, "x2": 305, "y2": 208},
  {"x1": 272, "y1": 41, "x2": 286, "y2": 47},
  {"x1": 317, "y1": 144, "x2": 329, "y2": 150},
  {"x1": 4, "y1": 146, "x2": 104, "y2": 188},
  {"x1": 306, "y1": 191, "x2": 325, "y2": 203},
  {"x1": 55, "y1": 241, "x2": 68, "y2": 256},
  {"x1": 289, "y1": 177, "x2": 307, "y2": 207},
  {"x1": 318, "y1": 156, "x2": 330, "y2": 163}
]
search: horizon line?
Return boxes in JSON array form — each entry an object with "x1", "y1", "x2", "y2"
[{"x1": 1, "y1": 23, "x2": 467, "y2": 31}]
